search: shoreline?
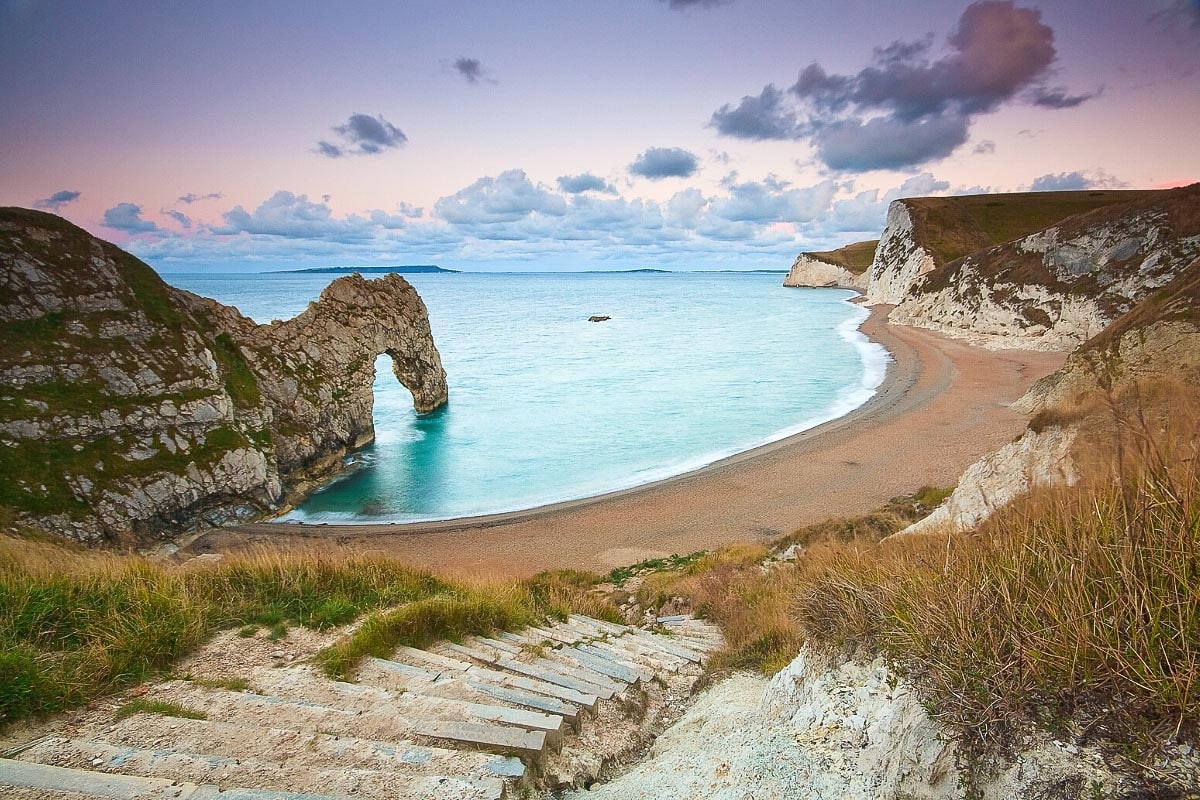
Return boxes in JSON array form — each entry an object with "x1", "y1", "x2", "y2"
[{"x1": 182, "y1": 308, "x2": 1066, "y2": 576}]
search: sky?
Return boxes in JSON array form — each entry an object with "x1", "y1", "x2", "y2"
[{"x1": 1, "y1": 0, "x2": 1198, "y2": 273}]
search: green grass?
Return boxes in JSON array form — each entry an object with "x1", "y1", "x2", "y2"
[
  {"x1": 211, "y1": 333, "x2": 262, "y2": 408},
  {"x1": 907, "y1": 190, "x2": 1156, "y2": 266},
  {"x1": 804, "y1": 239, "x2": 879, "y2": 274},
  {"x1": 114, "y1": 699, "x2": 206, "y2": 721},
  {"x1": 0, "y1": 544, "x2": 616, "y2": 727}
]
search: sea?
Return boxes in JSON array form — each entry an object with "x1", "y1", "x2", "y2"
[{"x1": 164, "y1": 271, "x2": 889, "y2": 523}]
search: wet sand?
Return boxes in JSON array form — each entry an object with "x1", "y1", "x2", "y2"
[{"x1": 183, "y1": 308, "x2": 1066, "y2": 577}]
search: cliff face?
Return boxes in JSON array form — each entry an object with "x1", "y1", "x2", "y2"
[
  {"x1": 870, "y1": 186, "x2": 1200, "y2": 350},
  {"x1": 0, "y1": 208, "x2": 447, "y2": 542},
  {"x1": 783, "y1": 240, "x2": 876, "y2": 290}
]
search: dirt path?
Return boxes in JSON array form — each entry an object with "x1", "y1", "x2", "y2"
[{"x1": 181, "y1": 310, "x2": 1065, "y2": 577}]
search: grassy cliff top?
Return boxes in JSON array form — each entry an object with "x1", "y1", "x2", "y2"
[
  {"x1": 903, "y1": 189, "x2": 1159, "y2": 266},
  {"x1": 803, "y1": 239, "x2": 879, "y2": 274}
]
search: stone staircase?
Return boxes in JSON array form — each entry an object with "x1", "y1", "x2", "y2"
[{"x1": 0, "y1": 614, "x2": 722, "y2": 799}]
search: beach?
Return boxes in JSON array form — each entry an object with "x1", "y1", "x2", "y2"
[{"x1": 181, "y1": 308, "x2": 1066, "y2": 576}]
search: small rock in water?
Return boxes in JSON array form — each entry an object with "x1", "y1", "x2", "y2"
[{"x1": 588, "y1": 315, "x2": 611, "y2": 322}]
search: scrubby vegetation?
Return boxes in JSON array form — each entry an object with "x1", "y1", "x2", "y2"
[
  {"x1": 0, "y1": 540, "x2": 615, "y2": 726},
  {"x1": 633, "y1": 382, "x2": 1200, "y2": 758}
]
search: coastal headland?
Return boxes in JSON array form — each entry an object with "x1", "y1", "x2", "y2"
[{"x1": 186, "y1": 307, "x2": 1066, "y2": 576}]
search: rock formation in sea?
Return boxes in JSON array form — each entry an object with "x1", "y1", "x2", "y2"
[{"x1": 0, "y1": 208, "x2": 448, "y2": 542}]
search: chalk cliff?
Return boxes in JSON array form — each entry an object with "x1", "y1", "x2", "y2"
[
  {"x1": 783, "y1": 240, "x2": 876, "y2": 291},
  {"x1": 0, "y1": 208, "x2": 447, "y2": 542},
  {"x1": 864, "y1": 186, "x2": 1200, "y2": 350}
]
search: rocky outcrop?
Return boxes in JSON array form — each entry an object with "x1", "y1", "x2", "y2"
[
  {"x1": 784, "y1": 240, "x2": 876, "y2": 290},
  {"x1": 884, "y1": 185, "x2": 1200, "y2": 350},
  {"x1": 0, "y1": 208, "x2": 447, "y2": 542},
  {"x1": 1016, "y1": 254, "x2": 1200, "y2": 412},
  {"x1": 896, "y1": 426, "x2": 1078, "y2": 537},
  {"x1": 783, "y1": 254, "x2": 867, "y2": 290}
]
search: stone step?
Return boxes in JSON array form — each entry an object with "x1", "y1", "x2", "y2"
[
  {"x1": 411, "y1": 721, "x2": 546, "y2": 760},
  {"x1": 88, "y1": 712, "x2": 525, "y2": 782},
  {"x1": 13, "y1": 737, "x2": 508, "y2": 800},
  {"x1": 466, "y1": 635, "x2": 523, "y2": 655},
  {"x1": 249, "y1": 665, "x2": 563, "y2": 744},
  {"x1": 622, "y1": 630, "x2": 706, "y2": 663},
  {"x1": 0, "y1": 757, "x2": 360, "y2": 800},
  {"x1": 358, "y1": 659, "x2": 581, "y2": 725},
  {"x1": 573, "y1": 643, "x2": 664, "y2": 680},
  {"x1": 463, "y1": 682, "x2": 582, "y2": 728},
  {"x1": 559, "y1": 646, "x2": 651, "y2": 684},
  {"x1": 526, "y1": 625, "x2": 583, "y2": 645},
  {"x1": 586, "y1": 638, "x2": 687, "y2": 672},
  {"x1": 434, "y1": 641, "x2": 626, "y2": 697},
  {"x1": 493, "y1": 657, "x2": 616, "y2": 700},
  {"x1": 569, "y1": 614, "x2": 631, "y2": 636},
  {"x1": 560, "y1": 616, "x2": 615, "y2": 639},
  {"x1": 138, "y1": 682, "x2": 486, "y2": 750},
  {"x1": 389, "y1": 651, "x2": 600, "y2": 712}
]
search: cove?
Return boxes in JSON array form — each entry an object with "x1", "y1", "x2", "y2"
[{"x1": 165, "y1": 271, "x2": 887, "y2": 523}]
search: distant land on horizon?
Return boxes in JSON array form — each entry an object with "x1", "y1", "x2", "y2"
[
  {"x1": 270, "y1": 265, "x2": 458, "y2": 274},
  {"x1": 266, "y1": 265, "x2": 788, "y2": 276}
]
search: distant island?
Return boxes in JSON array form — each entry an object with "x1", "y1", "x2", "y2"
[{"x1": 270, "y1": 265, "x2": 459, "y2": 274}]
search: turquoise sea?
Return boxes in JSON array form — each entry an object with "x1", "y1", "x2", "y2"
[{"x1": 164, "y1": 271, "x2": 889, "y2": 523}]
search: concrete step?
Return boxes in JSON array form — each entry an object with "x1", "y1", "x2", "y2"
[
  {"x1": 493, "y1": 657, "x2": 616, "y2": 700},
  {"x1": 389, "y1": 650, "x2": 600, "y2": 712},
  {"x1": 89, "y1": 712, "x2": 525, "y2": 782},
  {"x1": 466, "y1": 635, "x2": 523, "y2": 655},
  {"x1": 358, "y1": 658, "x2": 581, "y2": 725},
  {"x1": 0, "y1": 757, "x2": 360, "y2": 800},
  {"x1": 14, "y1": 738, "x2": 508, "y2": 800},
  {"x1": 574, "y1": 643, "x2": 664, "y2": 680},
  {"x1": 433, "y1": 641, "x2": 627, "y2": 697},
  {"x1": 586, "y1": 638, "x2": 688, "y2": 672},
  {"x1": 558, "y1": 645, "x2": 651, "y2": 684},
  {"x1": 622, "y1": 630, "x2": 706, "y2": 663},
  {"x1": 526, "y1": 625, "x2": 583, "y2": 645},
  {"x1": 568, "y1": 615, "x2": 631, "y2": 636},
  {"x1": 410, "y1": 721, "x2": 546, "y2": 760},
  {"x1": 249, "y1": 665, "x2": 563, "y2": 743}
]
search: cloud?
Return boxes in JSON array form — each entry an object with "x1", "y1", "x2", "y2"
[
  {"x1": 163, "y1": 210, "x2": 191, "y2": 229},
  {"x1": 102, "y1": 203, "x2": 160, "y2": 233},
  {"x1": 1029, "y1": 169, "x2": 1127, "y2": 192},
  {"x1": 711, "y1": 1, "x2": 1092, "y2": 171},
  {"x1": 316, "y1": 113, "x2": 407, "y2": 158},
  {"x1": 434, "y1": 170, "x2": 568, "y2": 225},
  {"x1": 557, "y1": 173, "x2": 618, "y2": 194},
  {"x1": 177, "y1": 192, "x2": 222, "y2": 204},
  {"x1": 814, "y1": 113, "x2": 971, "y2": 172},
  {"x1": 1029, "y1": 86, "x2": 1099, "y2": 108},
  {"x1": 1152, "y1": 1, "x2": 1200, "y2": 34},
  {"x1": 215, "y1": 191, "x2": 373, "y2": 240},
  {"x1": 453, "y1": 57, "x2": 495, "y2": 84},
  {"x1": 707, "y1": 177, "x2": 838, "y2": 223},
  {"x1": 973, "y1": 139, "x2": 996, "y2": 154},
  {"x1": 629, "y1": 147, "x2": 699, "y2": 180},
  {"x1": 33, "y1": 189, "x2": 81, "y2": 210},
  {"x1": 710, "y1": 84, "x2": 803, "y2": 140}
]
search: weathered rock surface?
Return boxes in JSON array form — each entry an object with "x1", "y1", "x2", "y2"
[
  {"x1": 880, "y1": 185, "x2": 1200, "y2": 350},
  {"x1": 570, "y1": 645, "x2": 1167, "y2": 800},
  {"x1": 0, "y1": 208, "x2": 447, "y2": 542},
  {"x1": 896, "y1": 426, "x2": 1078, "y2": 537}
]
